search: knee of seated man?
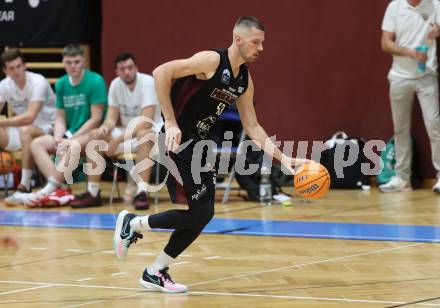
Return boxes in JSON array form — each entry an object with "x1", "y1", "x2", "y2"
[
  {"x1": 30, "y1": 135, "x2": 54, "y2": 152},
  {"x1": 135, "y1": 128, "x2": 155, "y2": 141},
  {"x1": 88, "y1": 128, "x2": 105, "y2": 140},
  {"x1": 19, "y1": 126, "x2": 33, "y2": 140}
]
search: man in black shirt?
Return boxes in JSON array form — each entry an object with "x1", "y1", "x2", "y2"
[{"x1": 113, "y1": 16, "x2": 311, "y2": 293}]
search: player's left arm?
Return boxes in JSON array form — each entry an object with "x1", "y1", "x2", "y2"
[{"x1": 236, "y1": 74, "x2": 311, "y2": 172}]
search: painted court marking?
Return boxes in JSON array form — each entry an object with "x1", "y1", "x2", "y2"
[
  {"x1": 204, "y1": 256, "x2": 221, "y2": 260},
  {"x1": 65, "y1": 249, "x2": 84, "y2": 253},
  {"x1": 1, "y1": 280, "x2": 440, "y2": 307},
  {"x1": 76, "y1": 278, "x2": 94, "y2": 282},
  {"x1": 189, "y1": 242, "x2": 430, "y2": 287},
  {"x1": 1, "y1": 241, "x2": 436, "y2": 307},
  {"x1": 0, "y1": 284, "x2": 53, "y2": 296},
  {"x1": 4, "y1": 209, "x2": 440, "y2": 243}
]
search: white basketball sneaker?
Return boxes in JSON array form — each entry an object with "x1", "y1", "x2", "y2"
[
  {"x1": 139, "y1": 267, "x2": 188, "y2": 293},
  {"x1": 113, "y1": 210, "x2": 143, "y2": 261},
  {"x1": 379, "y1": 176, "x2": 412, "y2": 193},
  {"x1": 433, "y1": 179, "x2": 440, "y2": 194}
]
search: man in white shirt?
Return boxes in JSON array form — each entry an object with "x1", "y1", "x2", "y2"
[
  {"x1": 380, "y1": 0, "x2": 440, "y2": 193},
  {"x1": 0, "y1": 49, "x2": 56, "y2": 204},
  {"x1": 66, "y1": 52, "x2": 162, "y2": 209}
]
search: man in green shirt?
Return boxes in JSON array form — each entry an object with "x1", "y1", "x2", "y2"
[{"x1": 20, "y1": 44, "x2": 107, "y2": 207}]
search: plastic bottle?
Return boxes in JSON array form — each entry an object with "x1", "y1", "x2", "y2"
[
  {"x1": 259, "y1": 162, "x2": 272, "y2": 205},
  {"x1": 415, "y1": 45, "x2": 429, "y2": 73}
]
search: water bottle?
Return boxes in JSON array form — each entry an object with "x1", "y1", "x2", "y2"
[
  {"x1": 415, "y1": 45, "x2": 428, "y2": 73},
  {"x1": 259, "y1": 162, "x2": 272, "y2": 205}
]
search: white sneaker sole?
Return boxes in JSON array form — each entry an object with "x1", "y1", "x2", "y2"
[
  {"x1": 379, "y1": 187, "x2": 413, "y2": 193},
  {"x1": 113, "y1": 209, "x2": 129, "y2": 261},
  {"x1": 4, "y1": 198, "x2": 23, "y2": 206},
  {"x1": 48, "y1": 195, "x2": 75, "y2": 205},
  {"x1": 139, "y1": 277, "x2": 187, "y2": 293}
]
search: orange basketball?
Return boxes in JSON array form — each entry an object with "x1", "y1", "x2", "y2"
[{"x1": 294, "y1": 163, "x2": 330, "y2": 199}]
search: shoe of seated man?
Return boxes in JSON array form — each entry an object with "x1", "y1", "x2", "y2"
[
  {"x1": 3, "y1": 184, "x2": 32, "y2": 206},
  {"x1": 379, "y1": 176, "x2": 412, "y2": 193},
  {"x1": 39, "y1": 188, "x2": 75, "y2": 207},
  {"x1": 16, "y1": 184, "x2": 31, "y2": 193},
  {"x1": 70, "y1": 190, "x2": 102, "y2": 209},
  {"x1": 139, "y1": 267, "x2": 188, "y2": 293},
  {"x1": 433, "y1": 179, "x2": 440, "y2": 194},
  {"x1": 4, "y1": 191, "x2": 26, "y2": 206},
  {"x1": 22, "y1": 191, "x2": 46, "y2": 208},
  {"x1": 133, "y1": 191, "x2": 149, "y2": 210}
]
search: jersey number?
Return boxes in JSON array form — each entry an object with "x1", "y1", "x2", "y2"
[{"x1": 216, "y1": 103, "x2": 226, "y2": 115}]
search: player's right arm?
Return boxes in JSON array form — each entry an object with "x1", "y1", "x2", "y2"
[{"x1": 152, "y1": 51, "x2": 220, "y2": 152}]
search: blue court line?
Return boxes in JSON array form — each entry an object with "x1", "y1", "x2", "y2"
[{"x1": 1, "y1": 209, "x2": 440, "y2": 243}]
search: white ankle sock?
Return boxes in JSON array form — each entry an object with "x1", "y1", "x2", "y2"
[
  {"x1": 40, "y1": 176, "x2": 61, "y2": 195},
  {"x1": 147, "y1": 251, "x2": 174, "y2": 275},
  {"x1": 137, "y1": 181, "x2": 149, "y2": 195},
  {"x1": 20, "y1": 169, "x2": 32, "y2": 190},
  {"x1": 130, "y1": 215, "x2": 150, "y2": 233},
  {"x1": 87, "y1": 181, "x2": 100, "y2": 197}
]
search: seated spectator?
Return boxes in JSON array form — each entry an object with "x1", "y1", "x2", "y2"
[
  {"x1": 19, "y1": 44, "x2": 107, "y2": 207},
  {"x1": 64, "y1": 52, "x2": 162, "y2": 209},
  {"x1": 0, "y1": 49, "x2": 56, "y2": 205}
]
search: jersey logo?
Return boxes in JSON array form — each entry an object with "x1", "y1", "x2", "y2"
[
  {"x1": 221, "y1": 69, "x2": 230, "y2": 85},
  {"x1": 196, "y1": 116, "x2": 216, "y2": 139},
  {"x1": 210, "y1": 88, "x2": 237, "y2": 104},
  {"x1": 238, "y1": 86, "x2": 245, "y2": 94}
]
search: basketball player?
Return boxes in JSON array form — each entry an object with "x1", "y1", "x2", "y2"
[{"x1": 113, "y1": 16, "x2": 311, "y2": 293}]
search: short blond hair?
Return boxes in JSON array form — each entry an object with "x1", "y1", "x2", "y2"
[{"x1": 234, "y1": 16, "x2": 264, "y2": 32}]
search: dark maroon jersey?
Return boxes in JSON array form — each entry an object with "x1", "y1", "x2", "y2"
[{"x1": 170, "y1": 48, "x2": 249, "y2": 142}]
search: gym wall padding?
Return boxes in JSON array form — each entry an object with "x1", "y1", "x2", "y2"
[{"x1": 101, "y1": 0, "x2": 436, "y2": 179}]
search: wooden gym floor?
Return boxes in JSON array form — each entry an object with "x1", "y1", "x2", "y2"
[{"x1": 1, "y1": 183, "x2": 440, "y2": 307}]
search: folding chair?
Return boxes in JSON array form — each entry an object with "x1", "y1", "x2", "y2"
[
  {"x1": 0, "y1": 151, "x2": 20, "y2": 197},
  {"x1": 109, "y1": 152, "x2": 160, "y2": 205},
  {"x1": 212, "y1": 106, "x2": 246, "y2": 204}
]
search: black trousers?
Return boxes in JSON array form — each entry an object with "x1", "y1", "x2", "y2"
[{"x1": 148, "y1": 151, "x2": 215, "y2": 258}]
